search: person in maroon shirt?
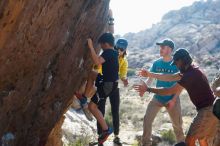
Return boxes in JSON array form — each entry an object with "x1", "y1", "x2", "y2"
[{"x1": 134, "y1": 48, "x2": 218, "y2": 146}]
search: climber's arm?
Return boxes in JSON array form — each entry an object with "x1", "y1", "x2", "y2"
[{"x1": 87, "y1": 38, "x2": 105, "y2": 65}]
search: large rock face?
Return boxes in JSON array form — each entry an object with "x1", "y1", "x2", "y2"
[{"x1": 0, "y1": 0, "x2": 109, "y2": 145}]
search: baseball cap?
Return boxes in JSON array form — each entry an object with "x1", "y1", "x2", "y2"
[
  {"x1": 156, "y1": 39, "x2": 175, "y2": 50},
  {"x1": 171, "y1": 48, "x2": 192, "y2": 65},
  {"x1": 115, "y1": 38, "x2": 128, "y2": 51}
]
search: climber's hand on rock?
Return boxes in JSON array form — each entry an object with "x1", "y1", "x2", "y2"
[{"x1": 87, "y1": 38, "x2": 94, "y2": 50}]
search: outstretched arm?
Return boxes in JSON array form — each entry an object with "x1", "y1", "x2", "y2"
[
  {"x1": 133, "y1": 82, "x2": 184, "y2": 96},
  {"x1": 138, "y1": 69, "x2": 182, "y2": 82},
  {"x1": 87, "y1": 38, "x2": 105, "y2": 65},
  {"x1": 148, "y1": 83, "x2": 183, "y2": 96}
]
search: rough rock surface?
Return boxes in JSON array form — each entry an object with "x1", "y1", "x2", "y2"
[{"x1": 0, "y1": 0, "x2": 109, "y2": 145}]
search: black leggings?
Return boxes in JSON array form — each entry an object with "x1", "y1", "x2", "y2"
[{"x1": 97, "y1": 88, "x2": 120, "y2": 135}]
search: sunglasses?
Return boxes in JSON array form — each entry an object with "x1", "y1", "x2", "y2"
[{"x1": 116, "y1": 48, "x2": 125, "y2": 51}]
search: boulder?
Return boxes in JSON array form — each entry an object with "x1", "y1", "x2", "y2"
[{"x1": 0, "y1": 0, "x2": 109, "y2": 145}]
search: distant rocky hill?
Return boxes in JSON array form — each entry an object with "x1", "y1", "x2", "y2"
[{"x1": 124, "y1": 0, "x2": 220, "y2": 80}]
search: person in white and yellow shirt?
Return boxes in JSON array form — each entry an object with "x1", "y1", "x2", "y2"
[{"x1": 117, "y1": 38, "x2": 129, "y2": 87}]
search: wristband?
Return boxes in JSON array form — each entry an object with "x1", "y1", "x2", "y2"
[{"x1": 146, "y1": 87, "x2": 152, "y2": 93}]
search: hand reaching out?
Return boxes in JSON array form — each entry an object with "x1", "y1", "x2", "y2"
[
  {"x1": 138, "y1": 69, "x2": 150, "y2": 78},
  {"x1": 122, "y1": 78, "x2": 129, "y2": 87},
  {"x1": 133, "y1": 80, "x2": 148, "y2": 97}
]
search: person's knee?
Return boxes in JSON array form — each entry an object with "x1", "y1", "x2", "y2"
[
  {"x1": 143, "y1": 114, "x2": 153, "y2": 126},
  {"x1": 88, "y1": 86, "x2": 96, "y2": 98}
]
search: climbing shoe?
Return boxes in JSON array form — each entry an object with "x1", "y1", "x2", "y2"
[
  {"x1": 75, "y1": 93, "x2": 93, "y2": 121},
  {"x1": 98, "y1": 127, "x2": 113, "y2": 144},
  {"x1": 113, "y1": 136, "x2": 122, "y2": 146}
]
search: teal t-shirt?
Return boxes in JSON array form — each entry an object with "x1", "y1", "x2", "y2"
[{"x1": 150, "y1": 58, "x2": 179, "y2": 104}]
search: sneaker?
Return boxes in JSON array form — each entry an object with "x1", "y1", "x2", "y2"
[
  {"x1": 98, "y1": 128, "x2": 113, "y2": 144},
  {"x1": 113, "y1": 137, "x2": 122, "y2": 146},
  {"x1": 75, "y1": 93, "x2": 93, "y2": 121}
]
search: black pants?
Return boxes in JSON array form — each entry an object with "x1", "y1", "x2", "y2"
[
  {"x1": 91, "y1": 74, "x2": 120, "y2": 135},
  {"x1": 97, "y1": 87, "x2": 120, "y2": 135}
]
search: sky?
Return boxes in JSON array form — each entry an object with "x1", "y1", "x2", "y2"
[{"x1": 110, "y1": 0, "x2": 201, "y2": 35}]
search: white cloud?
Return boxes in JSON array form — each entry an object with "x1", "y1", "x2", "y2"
[{"x1": 110, "y1": 0, "x2": 200, "y2": 35}]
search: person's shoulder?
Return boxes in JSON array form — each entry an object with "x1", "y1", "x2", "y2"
[
  {"x1": 188, "y1": 65, "x2": 199, "y2": 73},
  {"x1": 121, "y1": 56, "x2": 127, "y2": 61},
  {"x1": 106, "y1": 49, "x2": 117, "y2": 54},
  {"x1": 153, "y1": 58, "x2": 163, "y2": 64},
  {"x1": 172, "y1": 65, "x2": 179, "y2": 71},
  {"x1": 112, "y1": 49, "x2": 119, "y2": 57},
  {"x1": 102, "y1": 49, "x2": 114, "y2": 55},
  {"x1": 182, "y1": 66, "x2": 197, "y2": 78}
]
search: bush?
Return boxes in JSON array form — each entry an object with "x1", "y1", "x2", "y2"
[
  {"x1": 131, "y1": 140, "x2": 139, "y2": 146},
  {"x1": 127, "y1": 68, "x2": 136, "y2": 77},
  {"x1": 205, "y1": 61, "x2": 212, "y2": 66},
  {"x1": 67, "y1": 138, "x2": 90, "y2": 146},
  {"x1": 65, "y1": 130, "x2": 91, "y2": 146},
  {"x1": 105, "y1": 107, "x2": 113, "y2": 128},
  {"x1": 67, "y1": 139, "x2": 84, "y2": 146},
  {"x1": 160, "y1": 129, "x2": 176, "y2": 144}
]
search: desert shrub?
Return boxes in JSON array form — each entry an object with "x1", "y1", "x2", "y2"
[
  {"x1": 105, "y1": 107, "x2": 113, "y2": 128},
  {"x1": 127, "y1": 68, "x2": 136, "y2": 77},
  {"x1": 160, "y1": 129, "x2": 176, "y2": 144},
  {"x1": 66, "y1": 135, "x2": 91, "y2": 146},
  {"x1": 205, "y1": 61, "x2": 212, "y2": 66},
  {"x1": 131, "y1": 140, "x2": 139, "y2": 146}
]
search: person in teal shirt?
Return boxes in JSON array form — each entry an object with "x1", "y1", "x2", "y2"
[
  {"x1": 139, "y1": 39, "x2": 185, "y2": 146},
  {"x1": 150, "y1": 58, "x2": 179, "y2": 104}
]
